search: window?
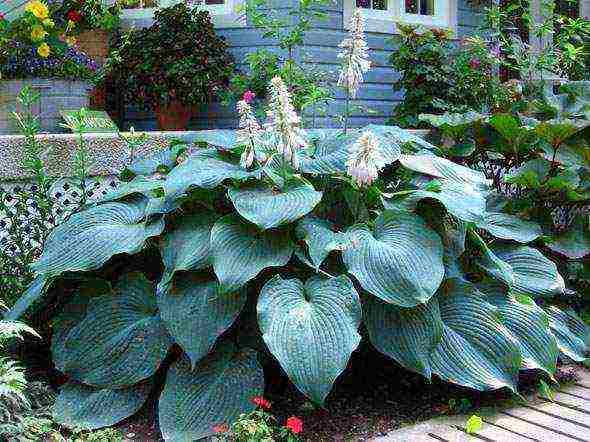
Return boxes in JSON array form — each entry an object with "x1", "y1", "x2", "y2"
[
  {"x1": 121, "y1": 0, "x2": 245, "y2": 28},
  {"x1": 349, "y1": 0, "x2": 455, "y2": 33}
]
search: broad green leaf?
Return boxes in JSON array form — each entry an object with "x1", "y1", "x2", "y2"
[
  {"x1": 98, "y1": 176, "x2": 165, "y2": 204},
  {"x1": 6, "y1": 275, "x2": 51, "y2": 320},
  {"x1": 342, "y1": 210, "x2": 444, "y2": 307},
  {"x1": 53, "y1": 381, "x2": 152, "y2": 430},
  {"x1": 365, "y1": 279, "x2": 521, "y2": 391},
  {"x1": 430, "y1": 279, "x2": 521, "y2": 391},
  {"x1": 127, "y1": 146, "x2": 183, "y2": 176},
  {"x1": 491, "y1": 244, "x2": 565, "y2": 298},
  {"x1": 384, "y1": 180, "x2": 486, "y2": 223},
  {"x1": 538, "y1": 379, "x2": 555, "y2": 401},
  {"x1": 158, "y1": 214, "x2": 217, "y2": 292},
  {"x1": 471, "y1": 232, "x2": 515, "y2": 287},
  {"x1": 164, "y1": 149, "x2": 256, "y2": 197},
  {"x1": 535, "y1": 119, "x2": 590, "y2": 147},
  {"x1": 295, "y1": 217, "x2": 346, "y2": 270},
  {"x1": 365, "y1": 124, "x2": 438, "y2": 151},
  {"x1": 31, "y1": 199, "x2": 164, "y2": 279},
  {"x1": 210, "y1": 215, "x2": 294, "y2": 293},
  {"x1": 258, "y1": 276, "x2": 361, "y2": 404},
  {"x1": 504, "y1": 159, "x2": 550, "y2": 187},
  {"x1": 489, "y1": 113, "x2": 528, "y2": 142},
  {"x1": 54, "y1": 273, "x2": 172, "y2": 389},
  {"x1": 363, "y1": 294, "x2": 442, "y2": 379},
  {"x1": 545, "y1": 218, "x2": 590, "y2": 259},
  {"x1": 479, "y1": 283, "x2": 558, "y2": 376},
  {"x1": 476, "y1": 212, "x2": 542, "y2": 243},
  {"x1": 158, "y1": 344, "x2": 264, "y2": 441},
  {"x1": 399, "y1": 154, "x2": 490, "y2": 192},
  {"x1": 546, "y1": 306, "x2": 589, "y2": 361},
  {"x1": 465, "y1": 415, "x2": 484, "y2": 434},
  {"x1": 158, "y1": 273, "x2": 246, "y2": 368},
  {"x1": 228, "y1": 183, "x2": 322, "y2": 230},
  {"x1": 419, "y1": 111, "x2": 485, "y2": 130},
  {"x1": 191, "y1": 130, "x2": 238, "y2": 149}
]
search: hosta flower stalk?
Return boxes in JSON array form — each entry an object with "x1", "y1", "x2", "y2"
[
  {"x1": 346, "y1": 130, "x2": 386, "y2": 186},
  {"x1": 266, "y1": 76, "x2": 307, "y2": 170},
  {"x1": 236, "y1": 99, "x2": 264, "y2": 169}
]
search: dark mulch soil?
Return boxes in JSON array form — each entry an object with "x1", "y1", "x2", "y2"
[{"x1": 110, "y1": 342, "x2": 581, "y2": 442}]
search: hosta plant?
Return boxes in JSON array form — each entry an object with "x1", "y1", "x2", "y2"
[{"x1": 6, "y1": 79, "x2": 589, "y2": 441}]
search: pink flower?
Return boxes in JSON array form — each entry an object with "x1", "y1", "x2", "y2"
[
  {"x1": 242, "y1": 90, "x2": 256, "y2": 104},
  {"x1": 285, "y1": 416, "x2": 303, "y2": 434},
  {"x1": 0, "y1": 12, "x2": 5, "y2": 21},
  {"x1": 469, "y1": 58, "x2": 481, "y2": 69},
  {"x1": 251, "y1": 396, "x2": 271, "y2": 410},
  {"x1": 212, "y1": 423, "x2": 229, "y2": 434}
]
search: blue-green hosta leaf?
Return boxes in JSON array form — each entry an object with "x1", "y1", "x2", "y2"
[
  {"x1": 31, "y1": 199, "x2": 164, "y2": 279},
  {"x1": 53, "y1": 380, "x2": 152, "y2": 430},
  {"x1": 191, "y1": 130, "x2": 238, "y2": 149},
  {"x1": 295, "y1": 217, "x2": 346, "y2": 270},
  {"x1": 54, "y1": 273, "x2": 171, "y2": 388},
  {"x1": 384, "y1": 180, "x2": 486, "y2": 223},
  {"x1": 364, "y1": 124, "x2": 438, "y2": 151},
  {"x1": 158, "y1": 274, "x2": 246, "y2": 368},
  {"x1": 258, "y1": 275, "x2": 361, "y2": 404},
  {"x1": 479, "y1": 283, "x2": 558, "y2": 376},
  {"x1": 476, "y1": 212, "x2": 543, "y2": 243},
  {"x1": 419, "y1": 111, "x2": 485, "y2": 129},
  {"x1": 546, "y1": 306, "x2": 590, "y2": 361},
  {"x1": 342, "y1": 210, "x2": 444, "y2": 307},
  {"x1": 211, "y1": 215, "x2": 294, "y2": 293},
  {"x1": 164, "y1": 149, "x2": 256, "y2": 197},
  {"x1": 399, "y1": 154, "x2": 490, "y2": 192},
  {"x1": 470, "y1": 231, "x2": 515, "y2": 287},
  {"x1": 158, "y1": 214, "x2": 217, "y2": 292},
  {"x1": 363, "y1": 295, "x2": 442, "y2": 379},
  {"x1": 365, "y1": 279, "x2": 521, "y2": 391},
  {"x1": 6, "y1": 275, "x2": 51, "y2": 320},
  {"x1": 545, "y1": 218, "x2": 590, "y2": 259},
  {"x1": 228, "y1": 183, "x2": 322, "y2": 230},
  {"x1": 431, "y1": 279, "x2": 521, "y2": 391},
  {"x1": 97, "y1": 176, "x2": 165, "y2": 204},
  {"x1": 491, "y1": 244, "x2": 565, "y2": 298},
  {"x1": 127, "y1": 146, "x2": 182, "y2": 176},
  {"x1": 159, "y1": 344, "x2": 264, "y2": 441}
]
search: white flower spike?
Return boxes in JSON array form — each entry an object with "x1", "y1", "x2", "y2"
[
  {"x1": 346, "y1": 130, "x2": 386, "y2": 186},
  {"x1": 338, "y1": 9, "x2": 371, "y2": 99},
  {"x1": 236, "y1": 99, "x2": 263, "y2": 169}
]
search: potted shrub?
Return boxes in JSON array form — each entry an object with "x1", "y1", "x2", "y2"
[
  {"x1": 101, "y1": 3, "x2": 235, "y2": 131},
  {"x1": 0, "y1": 1, "x2": 99, "y2": 134}
]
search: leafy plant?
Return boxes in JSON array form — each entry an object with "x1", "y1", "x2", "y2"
[
  {"x1": 50, "y1": 0, "x2": 121, "y2": 33},
  {"x1": 6, "y1": 77, "x2": 589, "y2": 440},
  {"x1": 101, "y1": 3, "x2": 235, "y2": 110}
]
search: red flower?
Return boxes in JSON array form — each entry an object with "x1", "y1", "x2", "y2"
[
  {"x1": 285, "y1": 416, "x2": 303, "y2": 434},
  {"x1": 67, "y1": 10, "x2": 83, "y2": 22},
  {"x1": 251, "y1": 396, "x2": 271, "y2": 410},
  {"x1": 242, "y1": 90, "x2": 256, "y2": 104},
  {"x1": 0, "y1": 12, "x2": 5, "y2": 21},
  {"x1": 212, "y1": 423, "x2": 229, "y2": 434}
]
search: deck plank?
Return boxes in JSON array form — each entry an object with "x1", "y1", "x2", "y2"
[
  {"x1": 483, "y1": 412, "x2": 579, "y2": 441},
  {"x1": 523, "y1": 402, "x2": 590, "y2": 427},
  {"x1": 560, "y1": 386, "x2": 590, "y2": 401},
  {"x1": 466, "y1": 421, "x2": 532, "y2": 441},
  {"x1": 553, "y1": 391, "x2": 590, "y2": 412},
  {"x1": 502, "y1": 406, "x2": 590, "y2": 441}
]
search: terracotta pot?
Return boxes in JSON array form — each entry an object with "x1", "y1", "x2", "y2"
[{"x1": 155, "y1": 100, "x2": 192, "y2": 131}]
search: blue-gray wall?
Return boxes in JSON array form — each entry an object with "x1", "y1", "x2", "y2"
[{"x1": 124, "y1": 0, "x2": 484, "y2": 130}]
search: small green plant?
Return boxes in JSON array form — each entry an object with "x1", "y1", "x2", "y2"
[{"x1": 465, "y1": 415, "x2": 483, "y2": 434}]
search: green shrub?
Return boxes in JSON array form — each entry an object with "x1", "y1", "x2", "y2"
[
  {"x1": 6, "y1": 78, "x2": 589, "y2": 440},
  {"x1": 101, "y1": 3, "x2": 235, "y2": 110}
]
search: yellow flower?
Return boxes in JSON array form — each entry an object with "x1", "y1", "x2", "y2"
[
  {"x1": 30, "y1": 25, "x2": 48, "y2": 42},
  {"x1": 42, "y1": 18, "x2": 55, "y2": 28},
  {"x1": 37, "y1": 42, "x2": 50, "y2": 58},
  {"x1": 25, "y1": 0, "x2": 49, "y2": 20},
  {"x1": 65, "y1": 36, "x2": 77, "y2": 46}
]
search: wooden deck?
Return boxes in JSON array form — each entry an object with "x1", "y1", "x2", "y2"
[{"x1": 374, "y1": 367, "x2": 590, "y2": 442}]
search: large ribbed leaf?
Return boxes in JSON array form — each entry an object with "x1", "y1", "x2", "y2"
[
  {"x1": 210, "y1": 215, "x2": 294, "y2": 293},
  {"x1": 55, "y1": 273, "x2": 171, "y2": 388},
  {"x1": 470, "y1": 231, "x2": 515, "y2": 287},
  {"x1": 159, "y1": 344, "x2": 264, "y2": 441},
  {"x1": 6, "y1": 275, "x2": 51, "y2": 320},
  {"x1": 476, "y1": 213, "x2": 542, "y2": 243},
  {"x1": 546, "y1": 306, "x2": 589, "y2": 361},
  {"x1": 365, "y1": 279, "x2": 521, "y2": 391},
  {"x1": 53, "y1": 381, "x2": 152, "y2": 430},
  {"x1": 164, "y1": 149, "x2": 256, "y2": 197},
  {"x1": 491, "y1": 244, "x2": 565, "y2": 298},
  {"x1": 479, "y1": 283, "x2": 558, "y2": 376},
  {"x1": 158, "y1": 214, "x2": 216, "y2": 292},
  {"x1": 363, "y1": 295, "x2": 442, "y2": 379},
  {"x1": 431, "y1": 279, "x2": 521, "y2": 391},
  {"x1": 228, "y1": 183, "x2": 322, "y2": 230},
  {"x1": 383, "y1": 180, "x2": 486, "y2": 223},
  {"x1": 191, "y1": 130, "x2": 238, "y2": 149},
  {"x1": 98, "y1": 176, "x2": 165, "y2": 204},
  {"x1": 399, "y1": 154, "x2": 490, "y2": 191},
  {"x1": 295, "y1": 217, "x2": 346, "y2": 270},
  {"x1": 258, "y1": 276, "x2": 361, "y2": 404},
  {"x1": 545, "y1": 219, "x2": 590, "y2": 259},
  {"x1": 31, "y1": 199, "x2": 164, "y2": 279},
  {"x1": 158, "y1": 273, "x2": 246, "y2": 368},
  {"x1": 342, "y1": 210, "x2": 444, "y2": 307},
  {"x1": 127, "y1": 146, "x2": 182, "y2": 176}
]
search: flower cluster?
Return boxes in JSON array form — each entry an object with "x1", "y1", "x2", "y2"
[
  {"x1": 265, "y1": 76, "x2": 308, "y2": 169},
  {"x1": 236, "y1": 93, "x2": 264, "y2": 169},
  {"x1": 346, "y1": 130, "x2": 386, "y2": 186},
  {"x1": 338, "y1": 9, "x2": 371, "y2": 99}
]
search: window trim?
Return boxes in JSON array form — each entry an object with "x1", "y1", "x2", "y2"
[
  {"x1": 120, "y1": 0, "x2": 246, "y2": 28},
  {"x1": 343, "y1": 0, "x2": 457, "y2": 34}
]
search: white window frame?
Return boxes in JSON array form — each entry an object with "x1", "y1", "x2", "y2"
[
  {"x1": 120, "y1": 0, "x2": 246, "y2": 28},
  {"x1": 344, "y1": 0, "x2": 457, "y2": 34}
]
